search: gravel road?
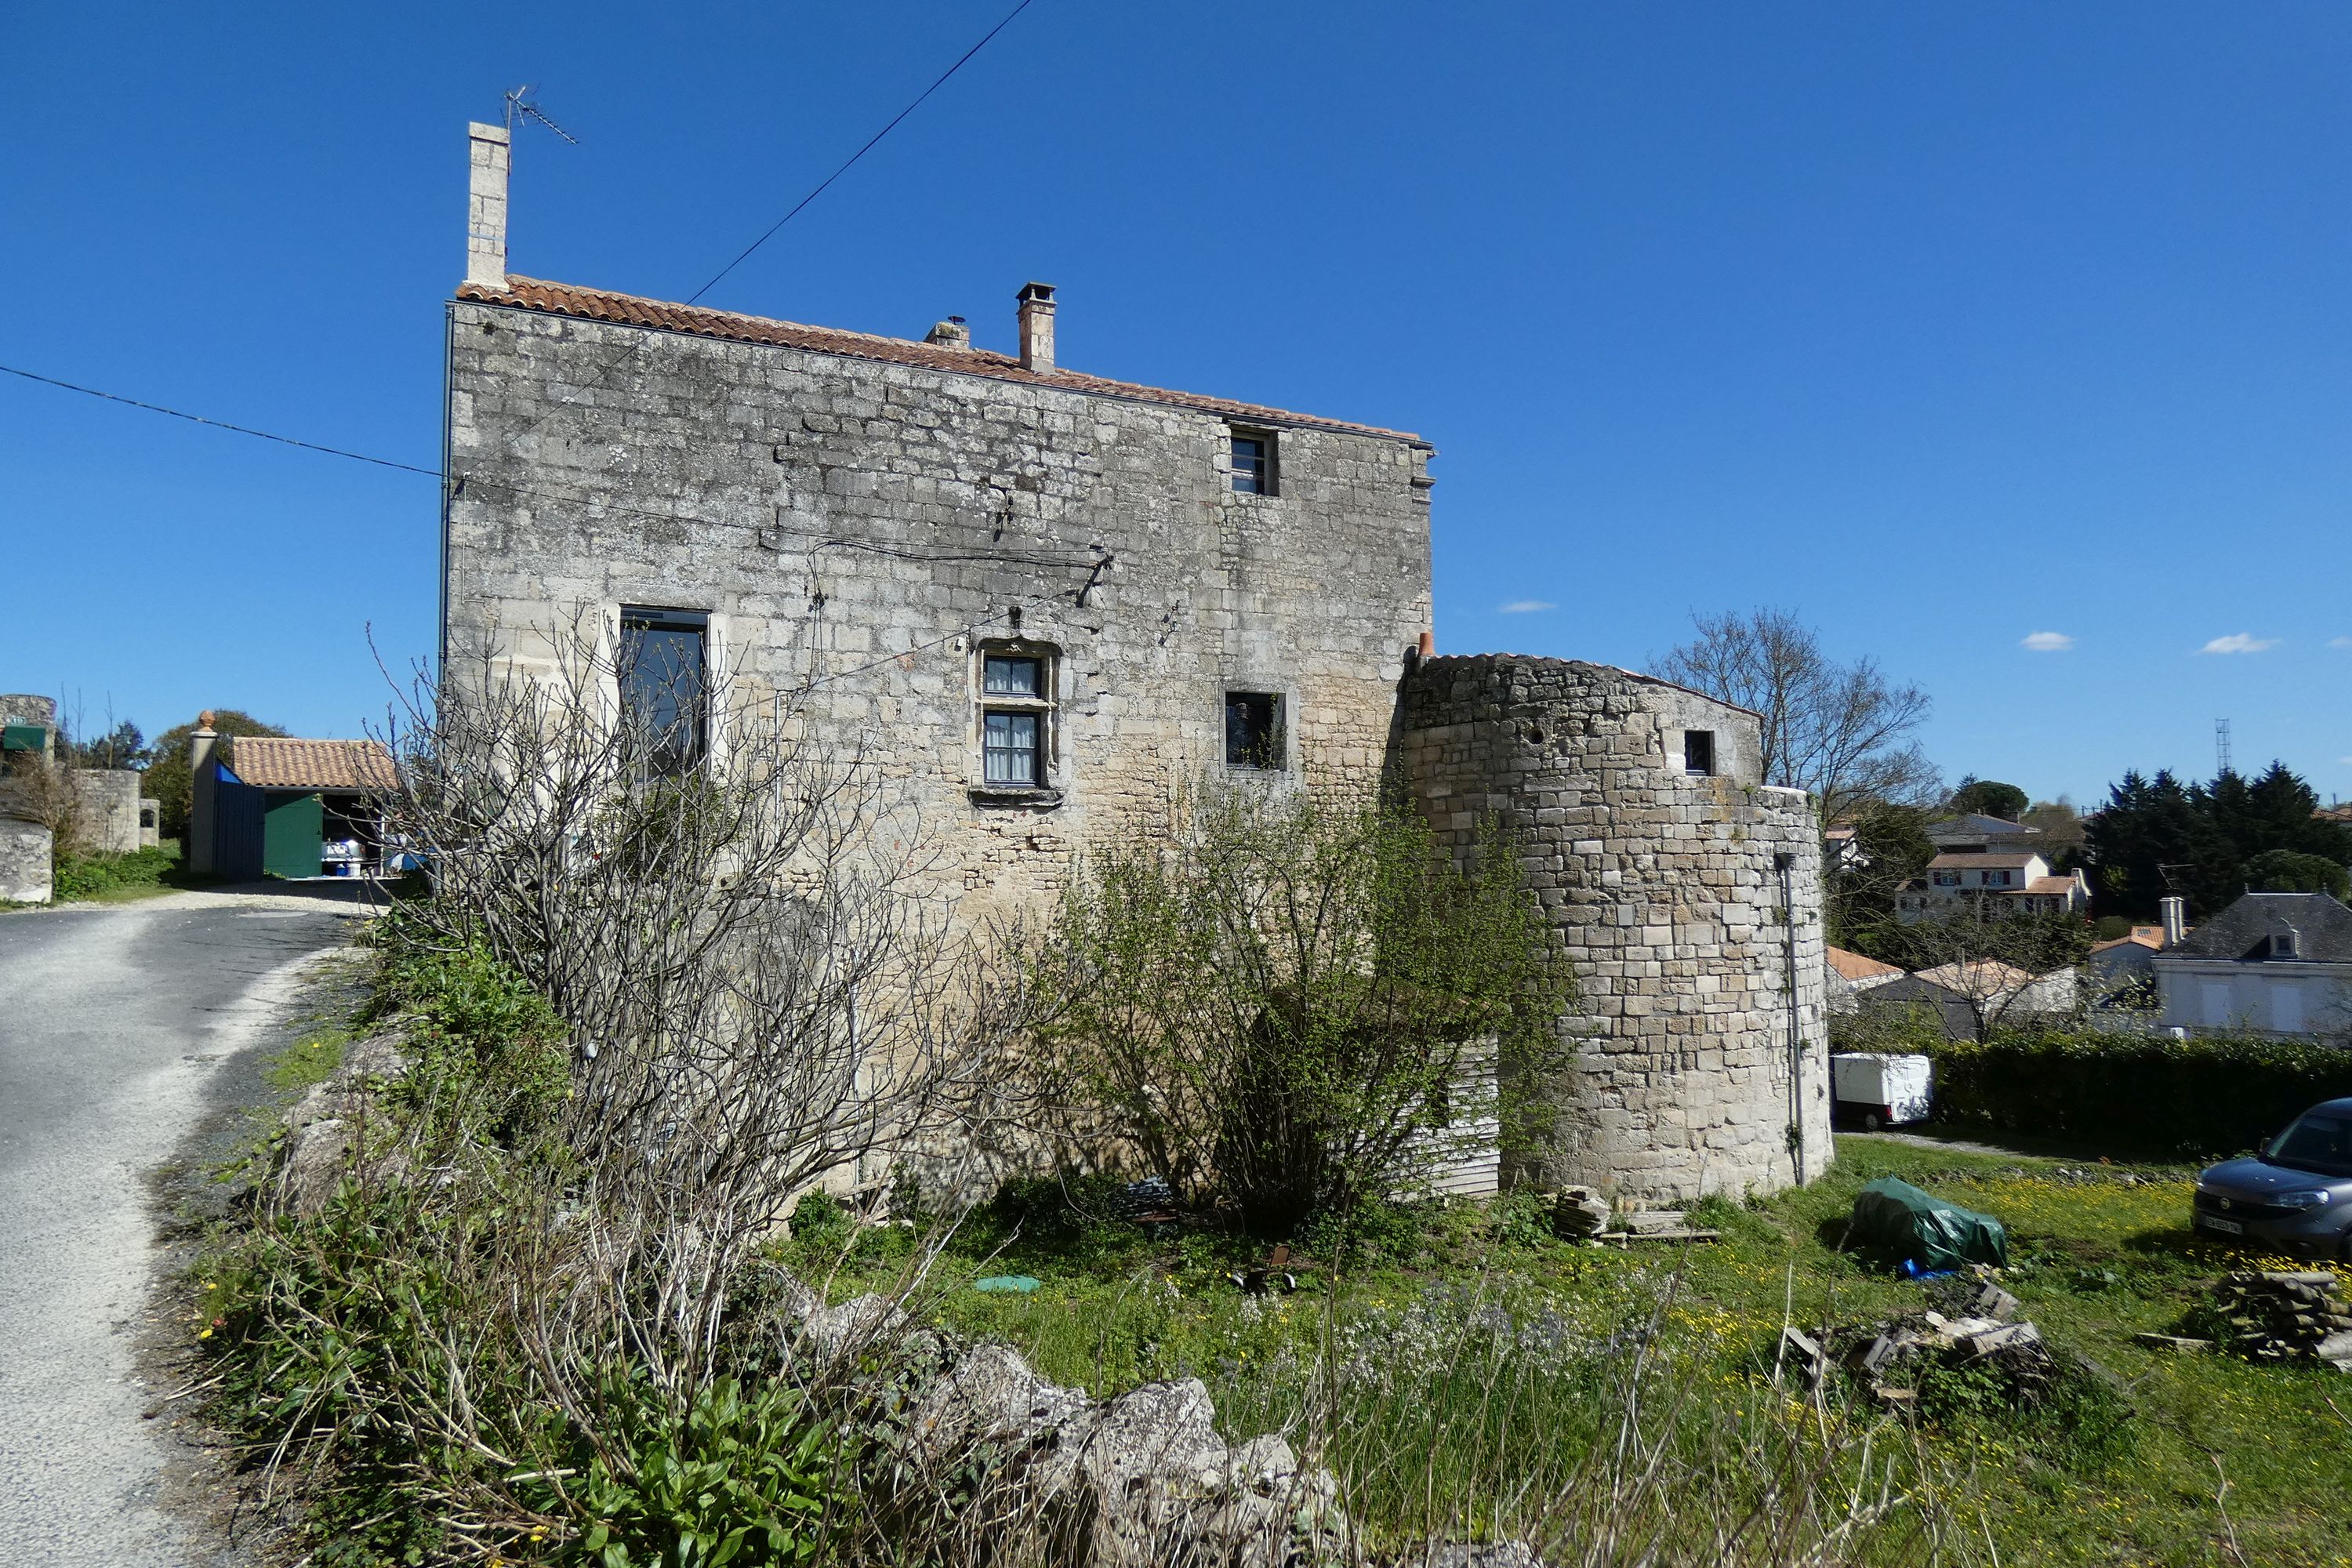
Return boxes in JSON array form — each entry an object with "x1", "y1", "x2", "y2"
[{"x1": 0, "y1": 889, "x2": 366, "y2": 1566}]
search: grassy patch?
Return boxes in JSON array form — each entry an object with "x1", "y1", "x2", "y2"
[
  {"x1": 52, "y1": 841, "x2": 190, "y2": 903},
  {"x1": 793, "y1": 1141, "x2": 2352, "y2": 1566}
]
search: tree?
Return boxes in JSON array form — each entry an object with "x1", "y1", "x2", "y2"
[
  {"x1": 1858, "y1": 904, "x2": 2093, "y2": 1040},
  {"x1": 1030, "y1": 779, "x2": 1570, "y2": 1236},
  {"x1": 1825, "y1": 803, "x2": 1935, "y2": 951},
  {"x1": 68, "y1": 720, "x2": 149, "y2": 771},
  {"x1": 2083, "y1": 762, "x2": 2352, "y2": 920},
  {"x1": 2245, "y1": 848, "x2": 2351, "y2": 900},
  {"x1": 143, "y1": 710, "x2": 287, "y2": 841},
  {"x1": 1946, "y1": 777, "x2": 2028, "y2": 822},
  {"x1": 1653, "y1": 608, "x2": 1939, "y2": 827}
]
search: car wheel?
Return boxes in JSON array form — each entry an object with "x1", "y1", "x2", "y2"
[{"x1": 1863, "y1": 1112, "x2": 1883, "y2": 1132}]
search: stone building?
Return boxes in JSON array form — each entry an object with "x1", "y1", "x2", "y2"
[{"x1": 440, "y1": 122, "x2": 1828, "y2": 1200}]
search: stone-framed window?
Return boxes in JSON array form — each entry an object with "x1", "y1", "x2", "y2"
[
  {"x1": 619, "y1": 605, "x2": 709, "y2": 780},
  {"x1": 1681, "y1": 728, "x2": 1715, "y2": 777},
  {"x1": 2272, "y1": 931, "x2": 2301, "y2": 960},
  {"x1": 973, "y1": 641, "x2": 1059, "y2": 800},
  {"x1": 1224, "y1": 691, "x2": 1287, "y2": 771},
  {"x1": 1229, "y1": 426, "x2": 1276, "y2": 495}
]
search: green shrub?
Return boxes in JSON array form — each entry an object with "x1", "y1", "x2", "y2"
[
  {"x1": 537, "y1": 1370, "x2": 848, "y2": 1567},
  {"x1": 374, "y1": 934, "x2": 571, "y2": 1143},
  {"x1": 51, "y1": 843, "x2": 179, "y2": 901},
  {"x1": 1929, "y1": 1026, "x2": 2352, "y2": 1158}
]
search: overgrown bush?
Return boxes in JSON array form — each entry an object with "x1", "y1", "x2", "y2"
[
  {"x1": 51, "y1": 842, "x2": 179, "y2": 900},
  {"x1": 1029, "y1": 779, "x2": 1571, "y2": 1236},
  {"x1": 1928, "y1": 1026, "x2": 2352, "y2": 1157}
]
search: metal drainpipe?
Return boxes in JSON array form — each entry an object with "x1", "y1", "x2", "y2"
[{"x1": 1775, "y1": 851, "x2": 1806, "y2": 1186}]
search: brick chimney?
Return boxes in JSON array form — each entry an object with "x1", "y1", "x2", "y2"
[
  {"x1": 1017, "y1": 282, "x2": 1056, "y2": 372},
  {"x1": 466, "y1": 122, "x2": 511, "y2": 289}
]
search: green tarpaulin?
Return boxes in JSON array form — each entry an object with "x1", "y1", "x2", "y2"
[{"x1": 1847, "y1": 1176, "x2": 2008, "y2": 1272}]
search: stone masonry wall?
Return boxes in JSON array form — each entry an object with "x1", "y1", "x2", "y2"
[
  {"x1": 1396, "y1": 655, "x2": 1832, "y2": 1200},
  {"x1": 444, "y1": 300, "x2": 1433, "y2": 916}
]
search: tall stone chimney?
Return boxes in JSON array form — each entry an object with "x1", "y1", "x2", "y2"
[
  {"x1": 2160, "y1": 895, "x2": 2187, "y2": 947},
  {"x1": 1017, "y1": 282, "x2": 1056, "y2": 372},
  {"x1": 187, "y1": 713, "x2": 220, "y2": 876},
  {"x1": 466, "y1": 122, "x2": 511, "y2": 289}
]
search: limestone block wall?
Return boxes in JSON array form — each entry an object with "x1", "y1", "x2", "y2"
[
  {"x1": 443, "y1": 297, "x2": 1432, "y2": 919},
  {"x1": 1396, "y1": 655, "x2": 1832, "y2": 1200},
  {"x1": 71, "y1": 770, "x2": 142, "y2": 855},
  {"x1": 0, "y1": 818, "x2": 51, "y2": 904}
]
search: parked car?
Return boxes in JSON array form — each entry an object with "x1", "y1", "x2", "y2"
[{"x1": 2192, "y1": 1098, "x2": 2352, "y2": 1260}]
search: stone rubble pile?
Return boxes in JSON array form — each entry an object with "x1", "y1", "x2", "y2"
[
  {"x1": 1785, "y1": 1281, "x2": 2067, "y2": 1411},
  {"x1": 2204, "y1": 1271, "x2": 2352, "y2": 1369}
]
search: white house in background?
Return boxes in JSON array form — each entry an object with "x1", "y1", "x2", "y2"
[
  {"x1": 1825, "y1": 946, "x2": 1904, "y2": 1014},
  {"x1": 1893, "y1": 851, "x2": 2090, "y2": 924},
  {"x1": 2154, "y1": 891, "x2": 2352, "y2": 1039}
]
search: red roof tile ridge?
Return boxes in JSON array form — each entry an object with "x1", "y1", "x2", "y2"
[{"x1": 458, "y1": 276, "x2": 1423, "y2": 442}]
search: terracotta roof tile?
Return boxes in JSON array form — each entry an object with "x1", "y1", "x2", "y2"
[
  {"x1": 456, "y1": 277, "x2": 1423, "y2": 442},
  {"x1": 229, "y1": 738, "x2": 397, "y2": 793},
  {"x1": 1927, "y1": 851, "x2": 2042, "y2": 870},
  {"x1": 2024, "y1": 875, "x2": 2082, "y2": 895},
  {"x1": 1827, "y1": 946, "x2": 1903, "y2": 982}
]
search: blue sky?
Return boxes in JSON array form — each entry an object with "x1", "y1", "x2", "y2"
[{"x1": 3, "y1": 2, "x2": 2346, "y2": 804}]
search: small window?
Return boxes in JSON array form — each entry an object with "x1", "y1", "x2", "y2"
[
  {"x1": 1933, "y1": 871, "x2": 1960, "y2": 887},
  {"x1": 2272, "y1": 931, "x2": 2300, "y2": 960},
  {"x1": 984, "y1": 711, "x2": 1041, "y2": 786},
  {"x1": 1225, "y1": 691, "x2": 1285, "y2": 770},
  {"x1": 1229, "y1": 429, "x2": 1275, "y2": 495},
  {"x1": 984, "y1": 655, "x2": 1041, "y2": 696},
  {"x1": 620, "y1": 607, "x2": 709, "y2": 779},
  {"x1": 975, "y1": 641, "x2": 1057, "y2": 796},
  {"x1": 1984, "y1": 870, "x2": 2009, "y2": 887},
  {"x1": 1682, "y1": 729, "x2": 1715, "y2": 777}
]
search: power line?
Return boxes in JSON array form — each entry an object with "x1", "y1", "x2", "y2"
[
  {"x1": 0, "y1": 363, "x2": 441, "y2": 477},
  {"x1": 682, "y1": 0, "x2": 1038, "y2": 307},
  {"x1": 0, "y1": 358, "x2": 1104, "y2": 572}
]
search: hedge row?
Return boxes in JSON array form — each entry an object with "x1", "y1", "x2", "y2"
[{"x1": 1926, "y1": 1028, "x2": 2352, "y2": 1160}]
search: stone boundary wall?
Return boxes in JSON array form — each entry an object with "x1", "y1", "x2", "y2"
[
  {"x1": 71, "y1": 770, "x2": 142, "y2": 856},
  {"x1": 0, "y1": 818, "x2": 52, "y2": 904},
  {"x1": 1396, "y1": 655, "x2": 1832, "y2": 1200}
]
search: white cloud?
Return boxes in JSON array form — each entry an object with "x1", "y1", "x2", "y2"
[
  {"x1": 2330, "y1": 636, "x2": 2352, "y2": 649},
  {"x1": 1497, "y1": 600, "x2": 1555, "y2": 614},
  {"x1": 2198, "y1": 633, "x2": 2280, "y2": 655},
  {"x1": 2020, "y1": 630, "x2": 2074, "y2": 652}
]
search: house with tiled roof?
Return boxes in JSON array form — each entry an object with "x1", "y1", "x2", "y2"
[
  {"x1": 1824, "y1": 946, "x2": 1904, "y2": 1012},
  {"x1": 1892, "y1": 850, "x2": 2089, "y2": 924},
  {"x1": 434, "y1": 120, "x2": 1843, "y2": 1200},
  {"x1": 187, "y1": 716, "x2": 394, "y2": 880}
]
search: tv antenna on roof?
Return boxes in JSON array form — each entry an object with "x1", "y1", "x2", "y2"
[{"x1": 504, "y1": 85, "x2": 579, "y2": 144}]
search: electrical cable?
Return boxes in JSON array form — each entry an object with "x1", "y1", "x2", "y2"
[
  {"x1": 0, "y1": 357, "x2": 1105, "y2": 570},
  {"x1": 682, "y1": 0, "x2": 1038, "y2": 307},
  {"x1": 0, "y1": 363, "x2": 441, "y2": 477}
]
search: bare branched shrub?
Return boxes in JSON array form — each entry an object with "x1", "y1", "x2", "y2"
[{"x1": 376, "y1": 612, "x2": 1029, "y2": 1396}]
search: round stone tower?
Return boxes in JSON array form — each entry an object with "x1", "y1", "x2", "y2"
[{"x1": 1396, "y1": 655, "x2": 1831, "y2": 1200}]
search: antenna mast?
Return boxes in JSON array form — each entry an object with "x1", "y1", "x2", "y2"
[
  {"x1": 2215, "y1": 717, "x2": 2232, "y2": 778},
  {"x1": 504, "y1": 85, "x2": 579, "y2": 144}
]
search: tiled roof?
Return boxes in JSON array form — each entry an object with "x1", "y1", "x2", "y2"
[
  {"x1": 1827, "y1": 946, "x2": 1903, "y2": 982},
  {"x1": 1927, "y1": 852, "x2": 2043, "y2": 870},
  {"x1": 2024, "y1": 875, "x2": 2082, "y2": 895},
  {"x1": 455, "y1": 277, "x2": 1422, "y2": 443},
  {"x1": 2090, "y1": 929, "x2": 2165, "y2": 955},
  {"x1": 1913, "y1": 960, "x2": 2042, "y2": 995},
  {"x1": 229, "y1": 738, "x2": 397, "y2": 793}
]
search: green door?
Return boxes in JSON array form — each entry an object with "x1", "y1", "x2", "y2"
[{"x1": 262, "y1": 792, "x2": 323, "y2": 878}]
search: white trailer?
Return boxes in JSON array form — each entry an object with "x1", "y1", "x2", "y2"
[{"x1": 1831, "y1": 1053, "x2": 1933, "y2": 1130}]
